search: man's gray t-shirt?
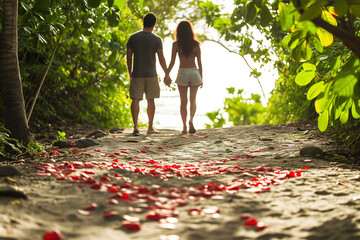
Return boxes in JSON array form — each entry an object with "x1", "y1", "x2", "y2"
[{"x1": 126, "y1": 31, "x2": 163, "y2": 78}]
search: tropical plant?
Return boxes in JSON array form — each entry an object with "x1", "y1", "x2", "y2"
[
  {"x1": 0, "y1": 123, "x2": 22, "y2": 158},
  {"x1": 278, "y1": 0, "x2": 360, "y2": 131},
  {"x1": 0, "y1": 0, "x2": 206, "y2": 150},
  {"x1": 206, "y1": 87, "x2": 265, "y2": 128},
  {"x1": 199, "y1": 0, "x2": 360, "y2": 132},
  {"x1": 205, "y1": 109, "x2": 226, "y2": 128},
  {"x1": 224, "y1": 87, "x2": 265, "y2": 125}
]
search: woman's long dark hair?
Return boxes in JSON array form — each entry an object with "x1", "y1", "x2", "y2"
[{"x1": 174, "y1": 20, "x2": 200, "y2": 56}]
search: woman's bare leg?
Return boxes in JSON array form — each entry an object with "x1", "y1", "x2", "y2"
[
  {"x1": 189, "y1": 85, "x2": 199, "y2": 134},
  {"x1": 178, "y1": 85, "x2": 188, "y2": 133}
]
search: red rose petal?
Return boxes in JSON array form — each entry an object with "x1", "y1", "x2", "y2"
[
  {"x1": 121, "y1": 220, "x2": 141, "y2": 231},
  {"x1": 84, "y1": 203, "x2": 97, "y2": 210},
  {"x1": 244, "y1": 218, "x2": 258, "y2": 226},
  {"x1": 42, "y1": 230, "x2": 63, "y2": 240},
  {"x1": 103, "y1": 210, "x2": 118, "y2": 219}
]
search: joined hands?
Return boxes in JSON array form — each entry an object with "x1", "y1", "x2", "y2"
[{"x1": 164, "y1": 75, "x2": 172, "y2": 87}]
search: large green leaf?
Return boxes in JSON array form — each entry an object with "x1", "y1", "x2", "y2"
[
  {"x1": 295, "y1": 63, "x2": 316, "y2": 86},
  {"x1": 318, "y1": 110, "x2": 329, "y2": 132},
  {"x1": 333, "y1": 73, "x2": 358, "y2": 97},
  {"x1": 302, "y1": 43, "x2": 313, "y2": 60},
  {"x1": 288, "y1": 30, "x2": 306, "y2": 50},
  {"x1": 316, "y1": 27, "x2": 334, "y2": 47},
  {"x1": 307, "y1": 81, "x2": 324, "y2": 100},
  {"x1": 316, "y1": 10, "x2": 336, "y2": 47},
  {"x1": 279, "y1": 2, "x2": 294, "y2": 31},
  {"x1": 295, "y1": 70, "x2": 315, "y2": 86},
  {"x1": 298, "y1": 21, "x2": 318, "y2": 34},
  {"x1": 113, "y1": 0, "x2": 126, "y2": 9},
  {"x1": 245, "y1": 2, "x2": 257, "y2": 23},
  {"x1": 334, "y1": 102, "x2": 342, "y2": 120},
  {"x1": 322, "y1": 10, "x2": 337, "y2": 26},
  {"x1": 313, "y1": 37, "x2": 324, "y2": 52},
  {"x1": 281, "y1": 34, "x2": 292, "y2": 48},
  {"x1": 315, "y1": 82, "x2": 333, "y2": 113},
  {"x1": 340, "y1": 109, "x2": 349, "y2": 124},
  {"x1": 340, "y1": 98, "x2": 353, "y2": 112},
  {"x1": 260, "y1": 5, "x2": 272, "y2": 27},
  {"x1": 300, "y1": 2, "x2": 322, "y2": 21},
  {"x1": 292, "y1": 43, "x2": 303, "y2": 62},
  {"x1": 351, "y1": 100, "x2": 360, "y2": 119},
  {"x1": 303, "y1": 62, "x2": 316, "y2": 71}
]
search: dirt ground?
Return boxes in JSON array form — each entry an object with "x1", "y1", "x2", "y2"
[{"x1": 1, "y1": 123, "x2": 360, "y2": 240}]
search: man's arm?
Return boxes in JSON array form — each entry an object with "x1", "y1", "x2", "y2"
[
  {"x1": 157, "y1": 49, "x2": 171, "y2": 86},
  {"x1": 126, "y1": 48, "x2": 133, "y2": 79},
  {"x1": 157, "y1": 49, "x2": 167, "y2": 74}
]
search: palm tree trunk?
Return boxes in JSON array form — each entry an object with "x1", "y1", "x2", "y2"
[{"x1": 0, "y1": 0, "x2": 30, "y2": 145}]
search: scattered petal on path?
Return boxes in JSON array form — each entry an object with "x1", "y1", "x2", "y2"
[{"x1": 43, "y1": 230, "x2": 63, "y2": 240}]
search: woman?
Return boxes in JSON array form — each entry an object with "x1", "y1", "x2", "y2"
[{"x1": 166, "y1": 20, "x2": 203, "y2": 134}]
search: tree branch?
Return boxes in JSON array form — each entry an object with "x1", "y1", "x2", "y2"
[{"x1": 312, "y1": 17, "x2": 360, "y2": 59}]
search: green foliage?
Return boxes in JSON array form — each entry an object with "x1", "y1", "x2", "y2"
[
  {"x1": 13, "y1": 0, "x2": 201, "y2": 129},
  {"x1": 206, "y1": 88, "x2": 266, "y2": 128},
  {"x1": 0, "y1": 124, "x2": 22, "y2": 157},
  {"x1": 0, "y1": 122, "x2": 45, "y2": 157},
  {"x1": 224, "y1": 88, "x2": 266, "y2": 126},
  {"x1": 56, "y1": 131, "x2": 66, "y2": 141},
  {"x1": 205, "y1": 109, "x2": 225, "y2": 129},
  {"x1": 278, "y1": 0, "x2": 360, "y2": 131},
  {"x1": 200, "y1": 0, "x2": 360, "y2": 134},
  {"x1": 26, "y1": 139, "x2": 46, "y2": 155}
]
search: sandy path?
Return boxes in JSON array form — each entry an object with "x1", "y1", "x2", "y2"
[{"x1": 0, "y1": 124, "x2": 360, "y2": 240}]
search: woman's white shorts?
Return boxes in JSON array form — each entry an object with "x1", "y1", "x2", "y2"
[{"x1": 175, "y1": 68, "x2": 202, "y2": 86}]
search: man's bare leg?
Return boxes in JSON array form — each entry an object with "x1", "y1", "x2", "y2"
[
  {"x1": 178, "y1": 85, "x2": 188, "y2": 133},
  {"x1": 189, "y1": 85, "x2": 199, "y2": 134},
  {"x1": 131, "y1": 99, "x2": 141, "y2": 135},
  {"x1": 147, "y1": 99, "x2": 159, "y2": 134}
]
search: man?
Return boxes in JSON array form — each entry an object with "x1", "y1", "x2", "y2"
[{"x1": 126, "y1": 12, "x2": 170, "y2": 136}]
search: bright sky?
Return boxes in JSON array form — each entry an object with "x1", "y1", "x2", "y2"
[{"x1": 139, "y1": 0, "x2": 279, "y2": 130}]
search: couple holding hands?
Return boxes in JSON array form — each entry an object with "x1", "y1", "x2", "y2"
[{"x1": 126, "y1": 12, "x2": 203, "y2": 136}]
